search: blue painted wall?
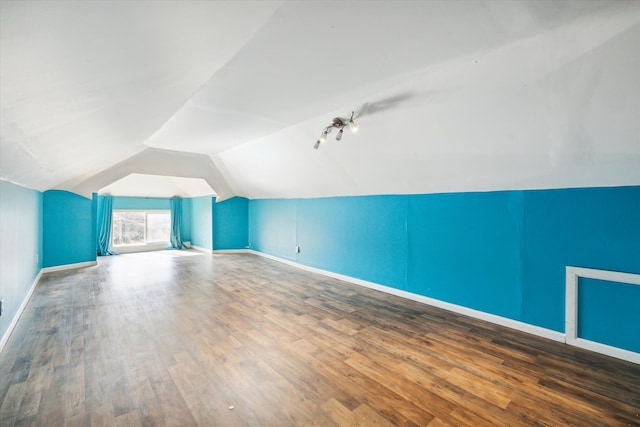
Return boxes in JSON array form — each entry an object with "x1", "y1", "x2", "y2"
[
  {"x1": 113, "y1": 196, "x2": 169, "y2": 210},
  {"x1": 578, "y1": 278, "x2": 640, "y2": 353},
  {"x1": 43, "y1": 190, "x2": 95, "y2": 268},
  {"x1": 520, "y1": 187, "x2": 640, "y2": 330},
  {"x1": 5, "y1": 182, "x2": 636, "y2": 353},
  {"x1": 190, "y1": 196, "x2": 213, "y2": 250},
  {"x1": 407, "y1": 191, "x2": 524, "y2": 320},
  {"x1": 213, "y1": 197, "x2": 249, "y2": 250},
  {"x1": 0, "y1": 180, "x2": 43, "y2": 343},
  {"x1": 298, "y1": 196, "x2": 408, "y2": 289},
  {"x1": 249, "y1": 199, "x2": 297, "y2": 259},
  {"x1": 248, "y1": 186, "x2": 640, "y2": 351}
]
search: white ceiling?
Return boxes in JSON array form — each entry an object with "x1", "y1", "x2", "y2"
[{"x1": 1, "y1": 0, "x2": 639, "y2": 200}]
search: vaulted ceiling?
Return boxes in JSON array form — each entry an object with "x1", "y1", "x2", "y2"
[{"x1": 1, "y1": 0, "x2": 639, "y2": 200}]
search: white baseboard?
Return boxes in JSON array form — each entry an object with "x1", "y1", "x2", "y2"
[
  {"x1": 571, "y1": 337, "x2": 640, "y2": 365},
  {"x1": 190, "y1": 246, "x2": 250, "y2": 254},
  {"x1": 0, "y1": 270, "x2": 42, "y2": 354},
  {"x1": 41, "y1": 260, "x2": 97, "y2": 273},
  {"x1": 244, "y1": 250, "x2": 566, "y2": 343}
]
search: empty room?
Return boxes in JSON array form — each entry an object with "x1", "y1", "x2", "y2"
[{"x1": 1, "y1": 1, "x2": 639, "y2": 426}]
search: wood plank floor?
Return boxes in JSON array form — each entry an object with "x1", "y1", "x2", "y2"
[{"x1": 1, "y1": 251, "x2": 639, "y2": 426}]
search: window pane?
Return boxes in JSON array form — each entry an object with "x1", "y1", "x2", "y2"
[
  {"x1": 112, "y1": 212, "x2": 145, "y2": 245},
  {"x1": 147, "y1": 213, "x2": 170, "y2": 243}
]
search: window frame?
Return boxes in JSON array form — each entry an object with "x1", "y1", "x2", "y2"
[{"x1": 111, "y1": 209, "x2": 171, "y2": 249}]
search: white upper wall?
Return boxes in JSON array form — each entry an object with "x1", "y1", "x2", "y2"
[
  {"x1": 99, "y1": 174, "x2": 214, "y2": 198},
  {"x1": 1, "y1": 1, "x2": 638, "y2": 199}
]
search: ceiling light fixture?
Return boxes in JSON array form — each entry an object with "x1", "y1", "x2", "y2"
[{"x1": 314, "y1": 111, "x2": 357, "y2": 150}]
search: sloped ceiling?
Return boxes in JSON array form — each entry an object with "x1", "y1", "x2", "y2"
[{"x1": 1, "y1": 0, "x2": 639, "y2": 200}]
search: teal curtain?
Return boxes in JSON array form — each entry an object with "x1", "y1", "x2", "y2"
[
  {"x1": 97, "y1": 195, "x2": 118, "y2": 256},
  {"x1": 170, "y1": 197, "x2": 187, "y2": 249}
]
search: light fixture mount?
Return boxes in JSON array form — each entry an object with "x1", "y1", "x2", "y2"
[
  {"x1": 314, "y1": 111, "x2": 357, "y2": 150},
  {"x1": 332, "y1": 118, "x2": 346, "y2": 128}
]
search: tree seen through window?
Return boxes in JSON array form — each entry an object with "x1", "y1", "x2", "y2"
[{"x1": 112, "y1": 211, "x2": 170, "y2": 246}]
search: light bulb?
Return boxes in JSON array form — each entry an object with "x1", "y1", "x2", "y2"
[
  {"x1": 336, "y1": 128, "x2": 343, "y2": 141},
  {"x1": 350, "y1": 120, "x2": 358, "y2": 133},
  {"x1": 313, "y1": 140, "x2": 321, "y2": 150}
]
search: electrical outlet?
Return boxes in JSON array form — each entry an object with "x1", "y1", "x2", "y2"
[{"x1": 295, "y1": 245, "x2": 300, "y2": 253}]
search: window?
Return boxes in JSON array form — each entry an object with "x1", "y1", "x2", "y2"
[{"x1": 112, "y1": 210, "x2": 170, "y2": 246}]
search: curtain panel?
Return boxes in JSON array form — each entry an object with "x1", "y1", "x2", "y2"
[
  {"x1": 170, "y1": 197, "x2": 188, "y2": 249},
  {"x1": 97, "y1": 195, "x2": 118, "y2": 256}
]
